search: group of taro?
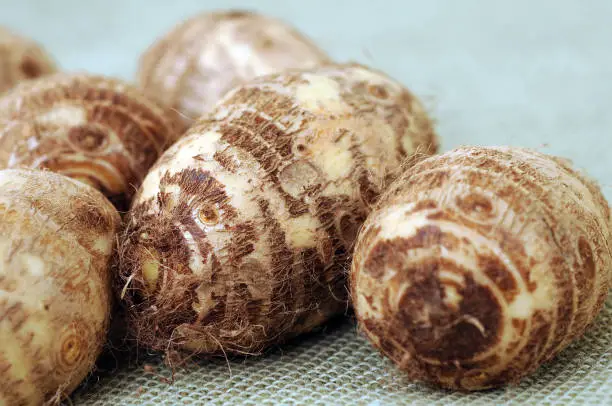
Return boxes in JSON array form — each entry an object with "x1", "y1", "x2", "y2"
[{"x1": 0, "y1": 9, "x2": 610, "y2": 405}]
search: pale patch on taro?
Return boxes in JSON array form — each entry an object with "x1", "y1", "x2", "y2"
[
  {"x1": 295, "y1": 74, "x2": 348, "y2": 114},
  {"x1": 377, "y1": 206, "x2": 431, "y2": 240},
  {"x1": 34, "y1": 104, "x2": 87, "y2": 127},
  {"x1": 20, "y1": 254, "x2": 45, "y2": 277},
  {"x1": 305, "y1": 119, "x2": 356, "y2": 196},
  {"x1": 139, "y1": 247, "x2": 160, "y2": 294},
  {"x1": 278, "y1": 160, "x2": 321, "y2": 198},
  {"x1": 284, "y1": 215, "x2": 320, "y2": 249}
]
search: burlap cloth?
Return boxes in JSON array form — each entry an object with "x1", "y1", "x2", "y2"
[{"x1": 70, "y1": 295, "x2": 611, "y2": 405}]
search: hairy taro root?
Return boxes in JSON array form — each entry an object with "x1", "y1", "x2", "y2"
[
  {"x1": 0, "y1": 73, "x2": 181, "y2": 209},
  {"x1": 351, "y1": 146, "x2": 612, "y2": 390},
  {"x1": 118, "y1": 63, "x2": 438, "y2": 355},
  {"x1": 0, "y1": 169, "x2": 120, "y2": 405},
  {"x1": 0, "y1": 27, "x2": 57, "y2": 94},
  {"x1": 138, "y1": 9, "x2": 331, "y2": 128}
]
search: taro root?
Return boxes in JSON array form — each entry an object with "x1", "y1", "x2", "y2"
[
  {"x1": 117, "y1": 63, "x2": 439, "y2": 355},
  {"x1": 0, "y1": 26, "x2": 57, "y2": 94},
  {"x1": 351, "y1": 146, "x2": 612, "y2": 390},
  {"x1": 0, "y1": 73, "x2": 181, "y2": 210},
  {"x1": 137, "y1": 9, "x2": 331, "y2": 128},
  {"x1": 0, "y1": 168, "x2": 120, "y2": 405}
]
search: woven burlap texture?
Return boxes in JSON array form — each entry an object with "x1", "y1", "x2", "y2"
[{"x1": 71, "y1": 295, "x2": 611, "y2": 406}]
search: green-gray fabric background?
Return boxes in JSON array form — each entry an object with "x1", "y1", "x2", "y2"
[{"x1": 1, "y1": 1, "x2": 610, "y2": 404}]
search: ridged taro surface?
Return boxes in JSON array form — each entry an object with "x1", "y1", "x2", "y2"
[
  {"x1": 0, "y1": 27, "x2": 57, "y2": 94},
  {"x1": 351, "y1": 146, "x2": 612, "y2": 390},
  {"x1": 0, "y1": 169, "x2": 120, "y2": 405},
  {"x1": 138, "y1": 9, "x2": 332, "y2": 128},
  {"x1": 118, "y1": 63, "x2": 439, "y2": 356},
  {"x1": 0, "y1": 73, "x2": 181, "y2": 210}
]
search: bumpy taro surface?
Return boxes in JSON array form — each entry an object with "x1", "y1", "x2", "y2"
[
  {"x1": 351, "y1": 146, "x2": 612, "y2": 390},
  {"x1": 118, "y1": 63, "x2": 439, "y2": 355},
  {"x1": 0, "y1": 27, "x2": 57, "y2": 94},
  {"x1": 0, "y1": 169, "x2": 120, "y2": 405},
  {"x1": 138, "y1": 9, "x2": 332, "y2": 127},
  {"x1": 0, "y1": 73, "x2": 181, "y2": 210}
]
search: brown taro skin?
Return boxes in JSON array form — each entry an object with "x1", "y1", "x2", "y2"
[
  {"x1": 0, "y1": 169, "x2": 120, "y2": 405},
  {"x1": 351, "y1": 146, "x2": 612, "y2": 391},
  {"x1": 0, "y1": 27, "x2": 57, "y2": 94},
  {"x1": 117, "y1": 63, "x2": 438, "y2": 356},
  {"x1": 0, "y1": 73, "x2": 182, "y2": 210},
  {"x1": 138, "y1": 9, "x2": 332, "y2": 128}
]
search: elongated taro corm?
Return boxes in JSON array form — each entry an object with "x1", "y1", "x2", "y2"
[
  {"x1": 351, "y1": 146, "x2": 611, "y2": 390},
  {"x1": 0, "y1": 168, "x2": 120, "y2": 405},
  {"x1": 138, "y1": 9, "x2": 332, "y2": 128},
  {"x1": 117, "y1": 63, "x2": 439, "y2": 355},
  {"x1": 0, "y1": 26, "x2": 57, "y2": 94},
  {"x1": 0, "y1": 73, "x2": 182, "y2": 210}
]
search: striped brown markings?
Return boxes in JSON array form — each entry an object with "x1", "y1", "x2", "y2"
[
  {"x1": 82, "y1": 105, "x2": 155, "y2": 193},
  {"x1": 218, "y1": 109, "x2": 310, "y2": 216},
  {"x1": 410, "y1": 167, "x2": 568, "y2": 364},
  {"x1": 84, "y1": 85, "x2": 176, "y2": 149},
  {"x1": 304, "y1": 194, "x2": 354, "y2": 315},
  {"x1": 0, "y1": 75, "x2": 178, "y2": 209},
  {"x1": 550, "y1": 154, "x2": 612, "y2": 223},
  {"x1": 67, "y1": 124, "x2": 108, "y2": 153},
  {"x1": 363, "y1": 225, "x2": 455, "y2": 278},
  {"x1": 2, "y1": 76, "x2": 176, "y2": 149},
  {"x1": 120, "y1": 197, "x2": 201, "y2": 350},
  {"x1": 396, "y1": 148, "x2": 602, "y2": 372},
  {"x1": 255, "y1": 197, "x2": 298, "y2": 342},
  {"x1": 408, "y1": 154, "x2": 558, "y2": 273},
  {"x1": 341, "y1": 77, "x2": 430, "y2": 160},
  {"x1": 478, "y1": 254, "x2": 519, "y2": 302},
  {"x1": 343, "y1": 79, "x2": 409, "y2": 158},
  {"x1": 157, "y1": 168, "x2": 239, "y2": 265},
  {"x1": 490, "y1": 309, "x2": 552, "y2": 388},
  {"x1": 217, "y1": 86, "x2": 297, "y2": 122},
  {"x1": 363, "y1": 227, "x2": 504, "y2": 361},
  {"x1": 227, "y1": 221, "x2": 257, "y2": 263},
  {"x1": 348, "y1": 140, "x2": 383, "y2": 209},
  {"x1": 549, "y1": 154, "x2": 610, "y2": 341},
  {"x1": 0, "y1": 118, "x2": 133, "y2": 205},
  {"x1": 213, "y1": 149, "x2": 239, "y2": 172},
  {"x1": 142, "y1": 167, "x2": 273, "y2": 348},
  {"x1": 461, "y1": 148, "x2": 580, "y2": 358},
  {"x1": 86, "y1": 102, "x2": 161, "y2": 160}
]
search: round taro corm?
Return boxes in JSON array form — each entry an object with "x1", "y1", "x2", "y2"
[{"x1": 117, "y1": 62, "x2": 439, "y2": 356}]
